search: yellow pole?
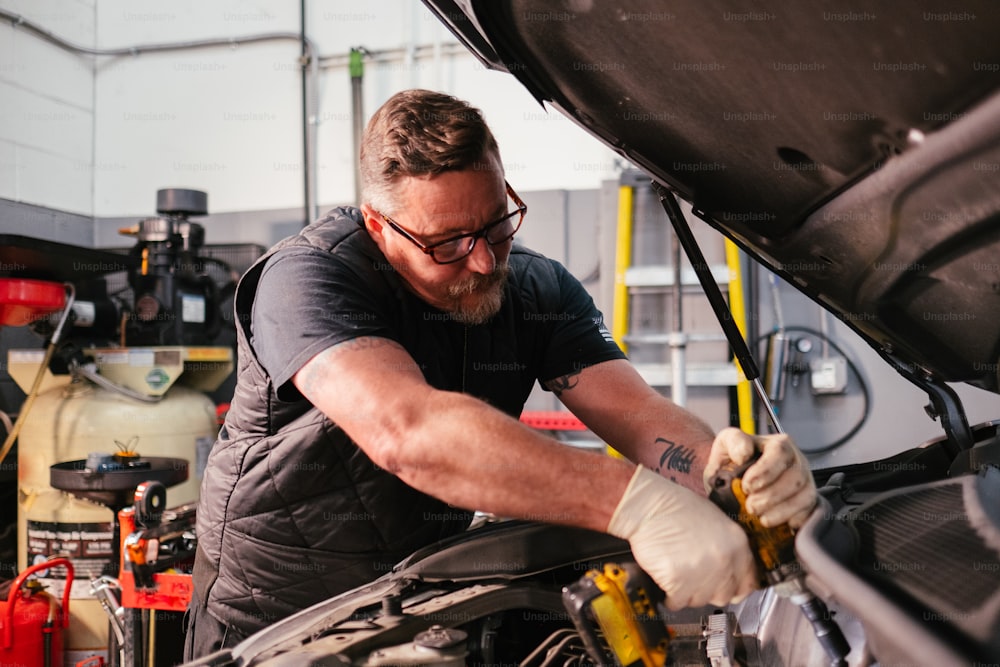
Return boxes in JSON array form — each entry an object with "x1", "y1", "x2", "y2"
[
  {"x1": 612, "y1": 185, "x2": 633, "y2": 354},
  {"x1": 604, "y1": 185, "x2": 636, "y2": 460},
  {"x1": 725, "y1": 239, "x2": 756, "y2": 434}
]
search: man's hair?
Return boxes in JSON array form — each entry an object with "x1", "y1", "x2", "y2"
[{"x1": 360, "y1": 89, "x2": 502, "y2": 214}]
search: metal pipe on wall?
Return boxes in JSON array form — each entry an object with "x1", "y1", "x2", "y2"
[
  {"x1": 350, "y1": 48, "x2": 367, "y2": 208},
  {"x1": 317, "y1": 43, "x2": 469, "y2": 70},
  {"x1": 0, "y1": 8, "x2": 320, "y2": 227},
  {"x1": 300, "y1": 0, "x2": 315, "y2": 224},
  {"x1": 670, "y1": 228, "x2": 687, "y2": 407}
]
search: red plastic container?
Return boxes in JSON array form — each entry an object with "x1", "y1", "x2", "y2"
[{"x1": 0, "y1": 278, "x2": 66, "y2": 326}]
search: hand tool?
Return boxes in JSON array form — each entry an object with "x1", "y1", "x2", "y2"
[{"x1": 709, "y1": 454, "x2": 851, "y2": 667}]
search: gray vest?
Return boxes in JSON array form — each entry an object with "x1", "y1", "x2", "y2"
[{"x1": 193, "y1": 208, "x2": 474, "y2": 634}]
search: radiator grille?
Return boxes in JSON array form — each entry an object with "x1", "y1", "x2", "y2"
[
  {"x1": 854, "y1": 483, "x2": 996, "y2": 609},
  {"x1": 851, "y1": 473, "x2": 1000, "y2": 650}
]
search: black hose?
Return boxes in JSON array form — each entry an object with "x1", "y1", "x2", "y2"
[
  {"x1": 43, "y1": 622, "x2": 52, "y2": 667},
  {"x1": 797, "y1": 595, "x2": 851, "y2": 667}
]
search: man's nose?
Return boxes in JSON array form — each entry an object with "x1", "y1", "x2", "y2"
[{"x1": 464, "y1": 237, "x2": 496, "y2": 274}]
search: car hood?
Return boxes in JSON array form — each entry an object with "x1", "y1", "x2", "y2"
[{"x1": 423, "y1": 0, "x2": 1000, "y2": 393}]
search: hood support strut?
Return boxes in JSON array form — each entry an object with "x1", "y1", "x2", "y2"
[{"x1": 651, "y1": 181, "x2": 783, "y2": 434}]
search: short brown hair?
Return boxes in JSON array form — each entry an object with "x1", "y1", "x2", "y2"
[{"x1": 360, "y1": 89, "x2": 502, "y2": 213}]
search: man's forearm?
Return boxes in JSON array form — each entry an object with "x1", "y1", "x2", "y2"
[
  {"x1": 608, "y1": 392, "x2": 717, "y2": 495},
  {"x1": 365, "y1": 389, "x2": 638, "y2": 533},
  {"x1": 542, "y1": 360, "x2": 717, "y2": 496}
]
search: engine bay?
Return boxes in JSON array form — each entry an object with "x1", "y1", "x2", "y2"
[{"x1": 183, "y1": 423, "x2": 1000, "y2": 667}]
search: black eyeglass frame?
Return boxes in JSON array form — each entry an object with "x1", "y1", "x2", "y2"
[{"x1": 376, "y1": 182, "x2": 527, "y2": 265}]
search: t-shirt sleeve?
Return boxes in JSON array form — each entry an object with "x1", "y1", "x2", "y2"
[
  {"x1": 251, "y1": 249, "x2": 396, "y2": 400},
  {"x1": 536, "y1": 259, "x2": 627, "y2": 386}
]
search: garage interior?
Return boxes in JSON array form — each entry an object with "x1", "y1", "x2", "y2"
[{"x1": 2, "y1": 1, "x2": 998, "y2": 666}]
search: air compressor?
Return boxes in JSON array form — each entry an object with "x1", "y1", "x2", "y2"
[
  {"x1": 1, "y1": 189, "x2": 246, "y2": 665},
  {"x1": 12, "y1": 353, "x2": 224, "y2": 664}
]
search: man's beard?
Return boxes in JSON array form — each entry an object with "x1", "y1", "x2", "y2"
[{"x1": 446, "y1": 262, "x2": 509, "y2": 325}]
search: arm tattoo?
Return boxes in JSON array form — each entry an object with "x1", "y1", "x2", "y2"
[
  {"x1": 544, "y1": 369, "x2": 582, "y2": 396},
  {"x1": 654, "y1": 437, "x2": 697, "y2": 479}
]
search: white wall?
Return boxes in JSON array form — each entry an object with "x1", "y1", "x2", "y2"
[
  {"x1": 92, "y1": 0, "x2": 304, "y2": 219},
  {"x1": 0, "y1": 0, "x2": 96, "y2": 217},
  {"x1": 2, "y1": 0, "x2": 623, "y2": 230}
]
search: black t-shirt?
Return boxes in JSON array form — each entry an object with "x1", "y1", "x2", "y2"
[{"x1": 250, "y1": 211, "x2": 625, "y2": 416}]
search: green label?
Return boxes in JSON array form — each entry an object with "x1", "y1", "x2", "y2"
[{"x1": 146, "y1": 367, "x2": 170, "y2": 389}]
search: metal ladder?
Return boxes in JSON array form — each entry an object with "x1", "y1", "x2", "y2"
[{"x1": 611, "y1": 171, "x2": 753, "y2": 430}]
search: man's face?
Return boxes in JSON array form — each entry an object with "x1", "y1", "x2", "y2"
[{"x1": 361, "y1": 164, "x2": 514, "y2": 325}]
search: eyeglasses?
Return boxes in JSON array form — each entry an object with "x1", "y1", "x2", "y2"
[{"x1": 377, "y1": 182, "x2": 527, "y2": 265}]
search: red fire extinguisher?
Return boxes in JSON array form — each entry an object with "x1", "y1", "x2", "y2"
[{"x1": 1, "y1": 557, "x2": 74, "y2": 667}]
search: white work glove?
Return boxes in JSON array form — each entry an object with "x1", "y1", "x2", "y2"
[
  {"x1": 703, "y1": 428, "x2": 818, "y2": 529},
  {"x1": 607, "y1": 465, "x2": 759, "y2": 610}
]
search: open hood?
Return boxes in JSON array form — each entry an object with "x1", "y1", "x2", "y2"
[{"x1": 423, "y1": 0, "x2": 1000, "y2": 393}]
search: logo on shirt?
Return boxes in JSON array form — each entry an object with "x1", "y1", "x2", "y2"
[{"x1": 594, "y1": 315, "x2": 616, "y2": 345}]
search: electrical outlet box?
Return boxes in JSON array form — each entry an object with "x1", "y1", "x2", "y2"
[{"x1": 810, "y1": 356, "x2": 848, "y2": 394}]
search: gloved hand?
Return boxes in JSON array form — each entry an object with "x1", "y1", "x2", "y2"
[
  {"x1": 703, "y1": 427, "x2": 817, "y2": 529},
  {"x1": 607, "y1": 465, "x2": 759, "y2": 610}
]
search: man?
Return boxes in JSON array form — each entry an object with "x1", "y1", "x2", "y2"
[{"x1": 185, "y1": 89, "x2": 816, "y2": 657}]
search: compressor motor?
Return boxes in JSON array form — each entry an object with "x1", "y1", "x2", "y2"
[{"x1": 62, "y1": 188, "x2": 224, "y2": 349}]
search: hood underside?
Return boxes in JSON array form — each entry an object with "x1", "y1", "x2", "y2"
[{"x1": 424, "y1": 0, "x2": 1000, "y2": 392}]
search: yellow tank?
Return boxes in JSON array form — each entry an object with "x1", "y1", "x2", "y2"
[{"x1": 11, "y1": 346, "x2": 229, "y2": 665}]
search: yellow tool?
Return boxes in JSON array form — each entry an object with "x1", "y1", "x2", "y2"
[
  {"x1": 708, "y1": 456, "x2": 798, "y2": 585},
  {"x1": 708, "y1": 454, "x2": 851, "y2": 666},
  {"x1": 563, "y1": 562, "x2": 671, "y2": 667}
]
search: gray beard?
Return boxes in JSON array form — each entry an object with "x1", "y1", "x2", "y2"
[{"x1": 447, "y1": 263, "x2": 509, "y2": 325}]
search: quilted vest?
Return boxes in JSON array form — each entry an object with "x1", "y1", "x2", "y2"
[{"x1": 193, "y1": 208, "x2": 475, "y2": 633}]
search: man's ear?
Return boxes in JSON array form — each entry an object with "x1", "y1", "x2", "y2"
[{"x1": 359, "y1": 204, "x2": 384, "y2": 236}]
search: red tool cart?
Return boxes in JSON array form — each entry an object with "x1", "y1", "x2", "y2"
[{"x1": 115, "y1": 481, "x2": 196, "y2": 667}]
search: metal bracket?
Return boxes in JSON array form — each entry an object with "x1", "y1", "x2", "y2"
[{"x1": 878, "y1": 350, "x2": 974, "y2": 456}]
